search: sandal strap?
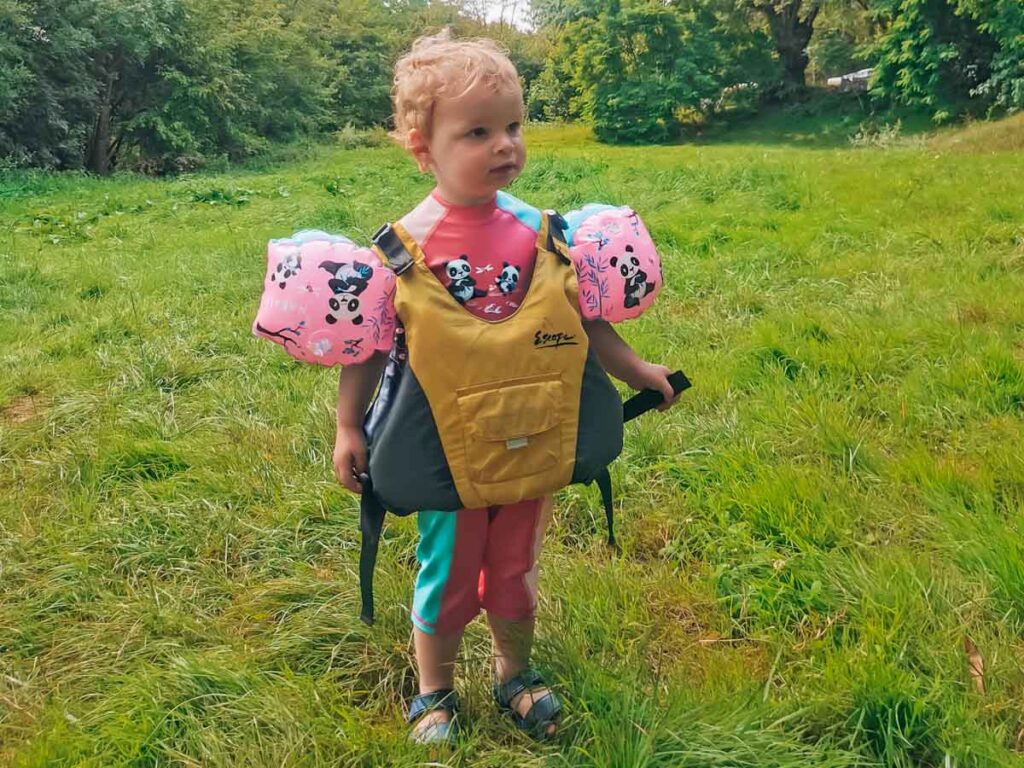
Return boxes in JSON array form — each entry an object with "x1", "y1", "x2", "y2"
[
  {"x1": 407, "y1": 688, "x2": 459, "y2": 723},
  {"x1": 494, "y1": 667, "x2": 545, "y2": 707},
  {"x1": 493, "y1": 668, "x2": 561, "y2": 738}
]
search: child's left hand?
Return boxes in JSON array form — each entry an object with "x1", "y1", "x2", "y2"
[{"x1": 624, "y1": 361, "x2": 681, "y2": 412}]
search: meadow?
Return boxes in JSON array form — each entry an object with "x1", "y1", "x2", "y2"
[{"x1": 2, "y1": 115, "x2": 1023, "y2": 767}]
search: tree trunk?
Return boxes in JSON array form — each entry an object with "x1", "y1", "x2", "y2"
[
  {"x1": 86, "y1": 67, "x2": 116, "y2": 175},
  {"x1": 757, "y1": 0, "x2": 820, "y2": 90}
]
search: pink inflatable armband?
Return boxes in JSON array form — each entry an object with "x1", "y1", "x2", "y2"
[
  {"x1": 565, "y1": 205, "x2": 662, "y2": 322},
  {"x1": 253, "y1": 230, "x2": 397, "y2": 366}
]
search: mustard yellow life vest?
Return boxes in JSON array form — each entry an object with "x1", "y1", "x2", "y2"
[
  {"x1": 356, "y1": 212, "x2": 689, "y2": 624},
  {"x1": 381, "y1": 212, "x2": 602, "y2": 509}
]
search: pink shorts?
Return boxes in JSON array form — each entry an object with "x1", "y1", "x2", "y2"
[{"x1": 411, "y1": 497, "x2": 552, "y2": 635}]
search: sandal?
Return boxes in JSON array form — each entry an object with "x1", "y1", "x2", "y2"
[
  {"x1": 493, "y1": 667, "x2": 562, "y2": 741},
  {"x1": 407, "y1": 688, "x2": 461, "y2": 746}
]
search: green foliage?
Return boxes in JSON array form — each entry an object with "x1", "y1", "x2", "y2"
[
  {"x1": 867, "y1": 0, "x2": 1024, "y2": 117},
  {"x1": 532, "y1": 0, "x2": 769, "y2": 143},
  {"x1": 1, "y1": 0, "x2": 1021, "y2": 163},
  {"x1": 0, "y1": 0, "x2": 546, "y2": 173},
  {"x1": 807, "y1": 3, "x2": 875, "y2": 81},
  {"x1": 123, "y1": 0, "x2": 333, "y2": 174},
  {"x1": 584, "y1": 4, "x2": 718, "y2": 143},
  {"x1": 0, "y1": 0, "x2": 330, "y2": 173},
  {"x1": 965, "y1": 0, "x2": 1024, "y2": 110}
]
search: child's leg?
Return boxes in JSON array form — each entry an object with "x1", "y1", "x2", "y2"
[
  {"x1": 487, "y1": 612, "x2": 536, "y2": 681},
  {"x1": 410, "y1": 507, "x2": 488, "y2": 733},
  {"x1": 414, "y1": 627, "x2": 463, "y2": 693},
  {"x1": 480, "y1": 497, "x2": 557, "y2": 735}
]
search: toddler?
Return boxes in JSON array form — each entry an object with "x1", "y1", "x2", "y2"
[{"x1": 332, "y1": 31, "x2": 678, "y2": 745}]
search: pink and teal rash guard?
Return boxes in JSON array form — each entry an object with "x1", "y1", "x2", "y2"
[{"x1": 398, "y1": 189, "x2": 545, "y2": 320}]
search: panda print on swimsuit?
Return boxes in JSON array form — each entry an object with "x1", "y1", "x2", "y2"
[
  {"x1": 494, "y1": 262, "x2": 520, "y2": 295},
  {"x1": 444, "y1": 256, "x2": 487, "y2": 305}
]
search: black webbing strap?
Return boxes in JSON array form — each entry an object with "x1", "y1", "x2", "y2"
[
  {"x1": 544, "y1": 211, "x2": 571, "y2": 263},
  {"x1": 622, "y1": 370, "x2": 692, "y2": 422},
  {"x1": 595, "y1": 468, "x2": 615, "y2": 547},
  {"x1": 359, "y1": 476, "x2": 387, "y2": 625},
  {"x1": 592, "y1": 369, "x2": 693, "y2": 549},
  {"x1": 371, "y1": 223, "x2": 414, "y2": 275}
]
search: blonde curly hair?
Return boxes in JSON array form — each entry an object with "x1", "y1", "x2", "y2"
[{"x1": 391, "y1": 30, "x2": 522, "y2": 148}]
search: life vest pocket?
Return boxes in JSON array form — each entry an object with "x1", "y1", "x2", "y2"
[{"x1": 456, "y1": 373, "x2": 565, "y2": 485}]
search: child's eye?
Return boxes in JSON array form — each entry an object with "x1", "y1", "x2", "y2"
[
  {"x1": 508, "y1": 122, "x2": 521, "y2": 135},
  {"x1": 467, "y1": 127, "x2": 488, "y2": 138}
]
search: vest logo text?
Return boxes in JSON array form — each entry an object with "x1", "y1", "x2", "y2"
[{"x1": 534, "y1": 330, "x2": 579, "y2": 350}]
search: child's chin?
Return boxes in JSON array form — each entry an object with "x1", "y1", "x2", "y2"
[{"x1": 492, "y1": 173, "x2": 521, "y2": 190}]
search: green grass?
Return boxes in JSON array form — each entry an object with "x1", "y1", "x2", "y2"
[{"x1": 2, "y1": 116, "x2": 1024, "y2": 767}]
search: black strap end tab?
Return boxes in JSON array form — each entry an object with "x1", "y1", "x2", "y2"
[
  {"x1": 622, "y1": 369, "x2": 692, "y2": 422},
  {"x1": 371, "y1": 223, "x2": 413, "y2": 276}
]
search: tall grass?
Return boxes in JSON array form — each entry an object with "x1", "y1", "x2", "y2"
[{"x1": 2, "y1": 117, "x2": 1023, "y2": 766}]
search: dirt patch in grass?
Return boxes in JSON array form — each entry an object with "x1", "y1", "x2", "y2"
[{"x1": 1, "y1": 395, "x2": 43, "y2": 424}]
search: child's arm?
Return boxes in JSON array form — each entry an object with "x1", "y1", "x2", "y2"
[
  {"x1": 583, "y1": 319, "x2": 679, "y2": 411},
  {"x1": 333, "y1": 352, "x2": 388, "y2": 494}
]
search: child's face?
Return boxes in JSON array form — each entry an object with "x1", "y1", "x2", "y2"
[{"x1": 411, "y1": 80, "x2": 525, "y2": 206}]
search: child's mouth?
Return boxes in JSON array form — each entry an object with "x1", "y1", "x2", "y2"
[{"x1": 490, "y1": 163, "x2": 518, "y2": 174}]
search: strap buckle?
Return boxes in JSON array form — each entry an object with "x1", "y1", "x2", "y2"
[{"x1": 372, "y1": 223, "x2": 414, "y2": 275}]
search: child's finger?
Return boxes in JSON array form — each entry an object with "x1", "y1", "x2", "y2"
[
  {"x1": 343, "y1": 469, "x2": 363, "y2": 494},
  {"x1": 656, "y1": 376, "x2": 675, "y2": 405},
  {"x1": 334, "y1": 453, "x2": 363, "y2": 494},
  {"x1": 352, "y1": 444, "x2": 368, "y2": 475},
  {"x1": 655, "y1": 373, "x2": 680, "y2": 411}
]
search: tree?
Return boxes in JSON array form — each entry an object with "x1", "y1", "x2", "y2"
[
  {"x1": 83, "y1": 0, "x2": 177, "y2": 174},
  {"x1": 745, "y1": 0, "x2": 821, "y2": 90},
  {"x1": 560, "y1": 1, "x2": 723, "y2": 142},
  {"x1": 806, "y1": 2, "x2": 874, "y2": 82},
  {"x1": 866, "y1": 0, "x2": 1023, "y2": 117}
]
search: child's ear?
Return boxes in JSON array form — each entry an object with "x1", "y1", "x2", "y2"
[{"x1": 408, "y1": 128, "x2": 432, "y2": 173}]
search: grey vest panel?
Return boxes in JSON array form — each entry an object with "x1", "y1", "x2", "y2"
[
  {"x1": 572, "y1": 354, "x2": 625, "y2": 484},
  {"x1": 367, "y1": 360, "x2": 461, "y2": 514}
]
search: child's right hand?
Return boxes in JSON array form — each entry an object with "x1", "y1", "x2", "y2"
[{"x1": 333, "y1": 425, "x2": 368, "y2": 494}]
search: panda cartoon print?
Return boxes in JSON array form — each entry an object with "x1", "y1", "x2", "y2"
[
  {"x1": 494, "y1": 262, "x2": 520, "y2": 295},
  {"x1": 319, "y1": 260, "x2": 373, "y2": 297},
  {"x1": 444, "y1": 256, "x2": 487, "y2": 305},
  {"x1": 611, "y1": 244, "x2": 655, "y2": 309},
  {"x1": 325, "y1": 295, "x2": 363, "y2": 326},
  {"x1": 272, "y1": 251, "x2": 302, "y2": 289},
  {"x1": 319, "y1": 259, "x2": 374, "y2": 325}
]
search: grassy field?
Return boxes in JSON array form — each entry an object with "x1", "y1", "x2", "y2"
[{"x1": 2, "y1": 115, "x2": 1024, "y2": 767}]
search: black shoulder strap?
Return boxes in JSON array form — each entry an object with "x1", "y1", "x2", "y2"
[
  {"x1": 544, "y1": 210, "x2": 571, "y2": 263},
  {"x1": 371, "y1": 223, "x2": 414, "y2": 276}
]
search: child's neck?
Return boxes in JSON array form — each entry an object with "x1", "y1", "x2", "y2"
[{"x1": 433, "y1": 185, "x2": 496, "y2": 208}]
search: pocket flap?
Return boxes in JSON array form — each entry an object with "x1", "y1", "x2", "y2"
[{"x1": 458, "y1": 378, "x2": 561, "y2": 442}]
